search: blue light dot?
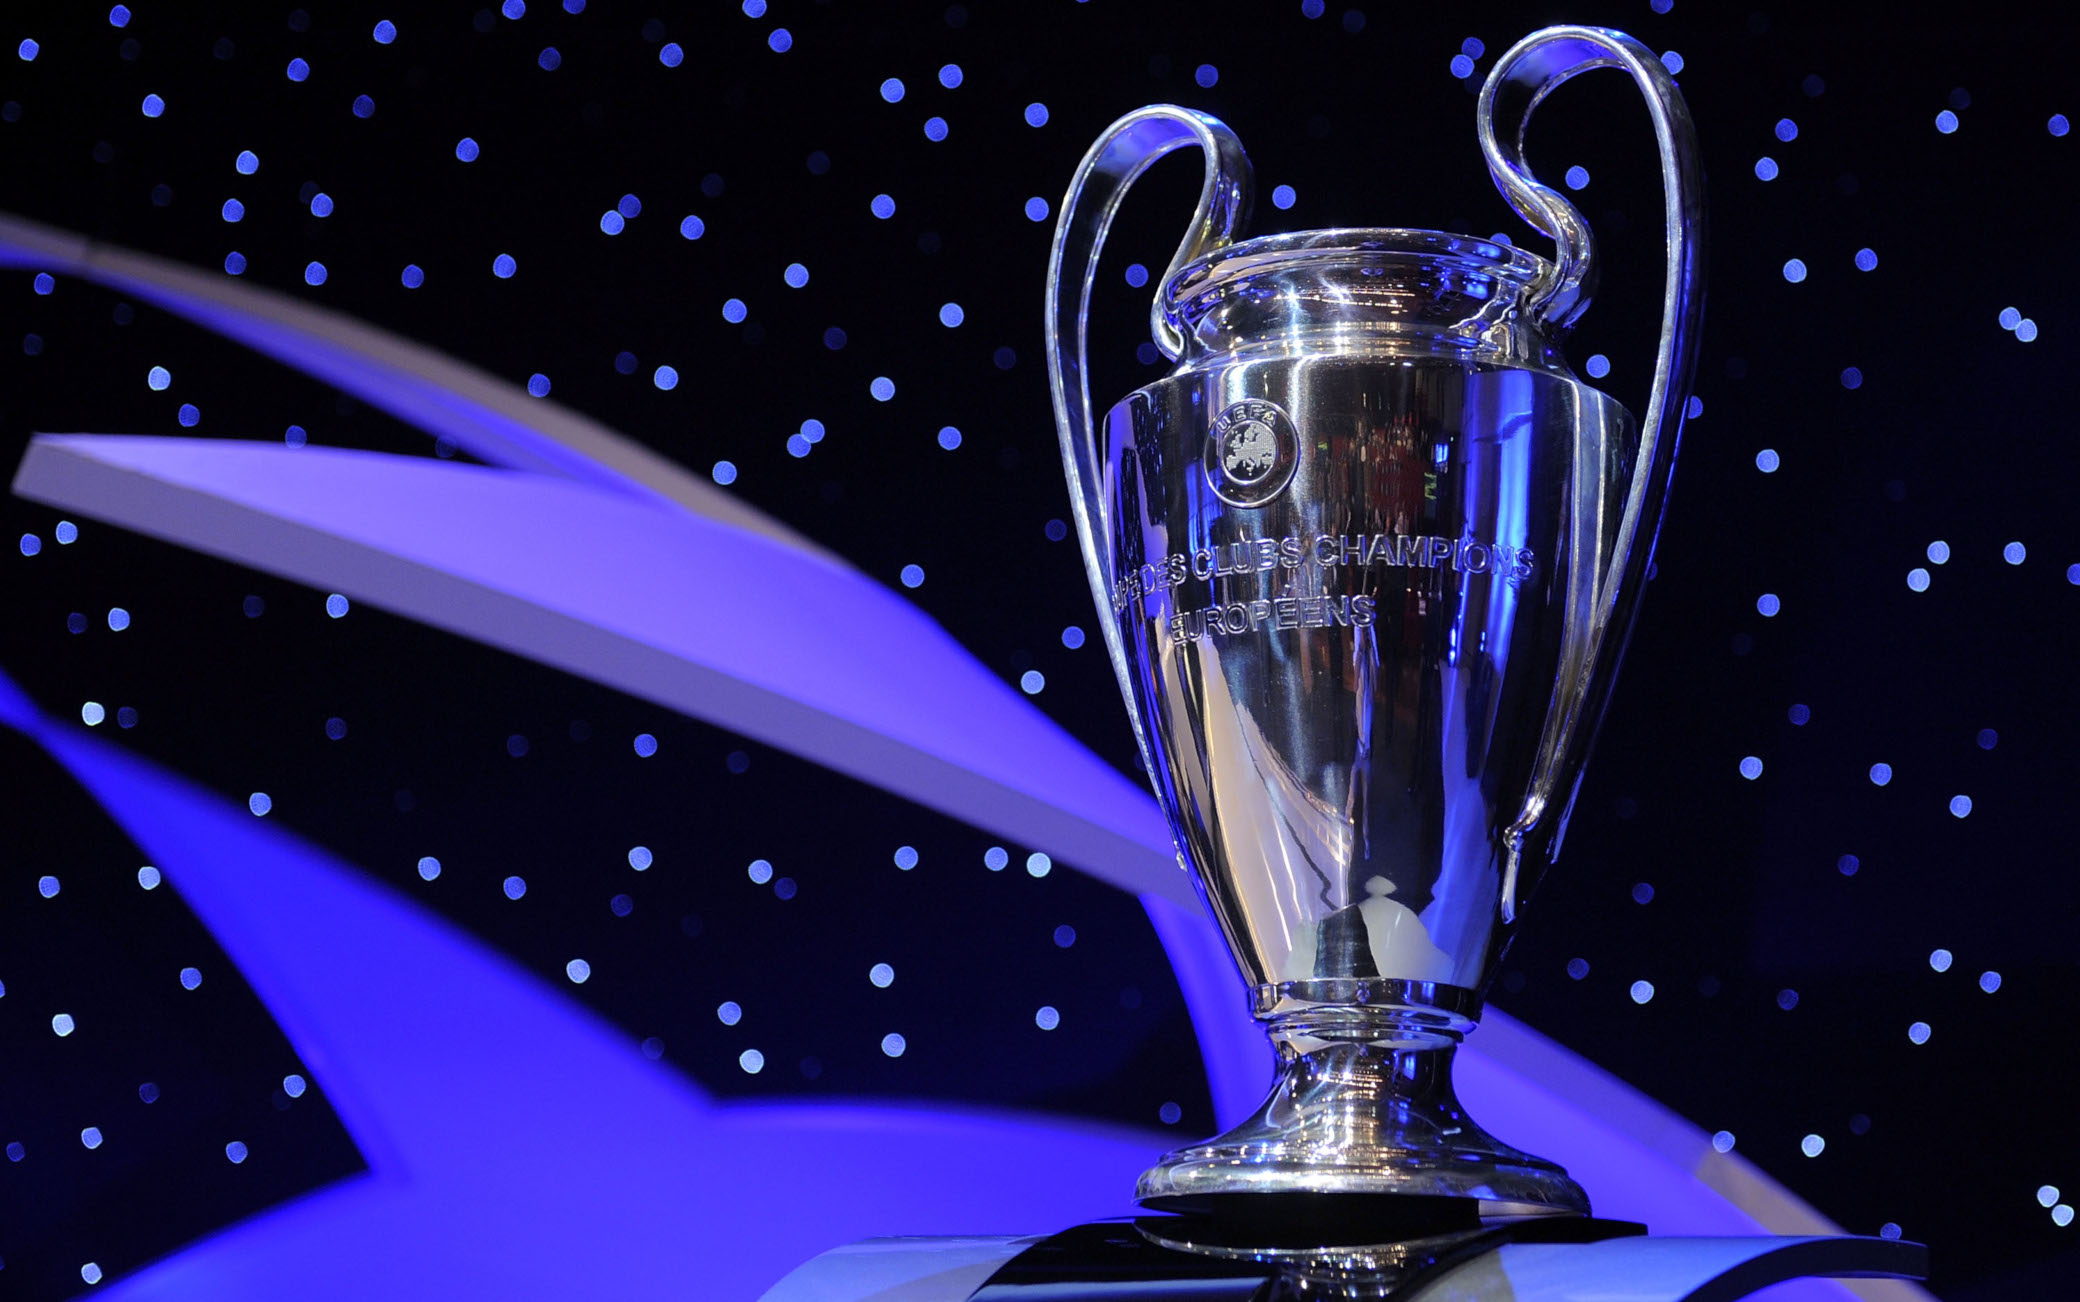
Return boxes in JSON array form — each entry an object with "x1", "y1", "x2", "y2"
[
  {"x1": 869, "y1": 963, "x2": 895, "y2": 987},
  {"x1": 283, "y1": 1074, "x2": 307, "y2": 1098},
  {"x1": 2016, "y1": 319, "x2": 2039, "y2": 342},
  {"x1": 1837, "y1": 853, "x2": 1859, "y2": 876},
  {"x1": 1450, "y1": 54, "x2": 1474, "y2": 78},
  {"x1": 870, "y1": 375, "x2": 896, "y2": 401},
  {"x1": 352, "y1": 94, "x2": 376, "y2": 118},
  {"x1": 2051, "y1": 114, "x2": 2071, "y2": 137},
  {"x1": 893, "y1": 845, "x2": 919, "y2": 870},
  {"x1": 417, "y1": 856, "x2": 441, "y2": 881},
  {"x1": 1195, "y1": 63, "x2": 1219, "y2": 87},
  {"x1": 221, "y1": 198, "x2": 245, "y2": 222},
  {"x1": 1660, "y1": 50, "x2": 1684, "y2": 73},
  {"x1": 924, "y1": 116, "x2": 948, "y2": 141},
  {"x1": 783, "y1": 262, "x2": 809, "y2": 288},
  {"x1": 880, "y1": 77, "x2": 905, "y2": 103},
  {"x1": 527, "y1": 372, "x2": 551, "y2": 397},
  {"x1": 1935, "y1": 110, "x2": 1958, "y2": 134},
  {"x1": 800, "y1": 418, "x2": 826, "y2": 444},
  {"x1": 138, "y1": 866, "x2": 160, "y2": 889},
  {"x1": 612, "y1": 193, "x2": 640, "y2": 219},
  {"x1": 870, "y1": 193, "x2": 896, "y2": 219},
  {"x1": 141, "y1": 93, "x2": 166, "y2": 118},
  {"x1": 16, "y1": 38, "x2": 38, "y2": 61},
  {"x1": 566, "y1": 959, "x2": 591, "y2": 983},
  {"x1": 1739, "y1": 755, "x2": 1763, "y2": 780},
  {"x1": 767, "y1": 28, "x2": 792, "y2": 53},
  {"x1": 1756, "y1": 593, "x2": 1780, "y2": 617},
  {"x1": 747, "y1": 859, "x2": 773, "y2": 885},
  {"x1": 401, "y1": 264, "x2": 424, "y2": 288},
  {"x1": 1840, "y1": 366, "x2": 1863, "y2": 389},
  {"x1": 1124, "y1": 262, "x2": 1150, "y2": 288},
  {"x1": 456, "y1": 136, "x2": 480, "y2": 162},
  {"x1": 1801, "y1": 1134, "x2": 1825, "y2": 1158},
  {"x1": 1159, "y1": 1101, "x2": 1183, "y2": 1125},
  {"x1": 1930, "y1": 947, "x2": 1953, "y2": 971},
  {"x1": 1271, "y1": 184, "x2": 1297, "y2": 210},
  {"x1": 1301, "y1": 0, "x2": 1324, "y2": 15},
  {"x1": 107, "y1": 607, "x2": 130, "y2": 631},
  {"x1": 899, "y1": 564, "x2": 925, "y2": 589},
  {"x1": 2069, "y1": 563, "x2": 2080, "y2": 586},
  {"x1": 307, "y1": 261, "x2": 333, "y2": 286},
  {"x1": 722, "y1": 297, "x2": 747, "y2": 323},
  {"x1": 224, "y1": 252, "x2": 247, "y2": 276},
  {"x1": 1756, "y1": 448, "x2": 1780, "y2": 473},
  {"x1": 1908, "y1": 1021, "x2": 1931, "y2": 1044},
  {"x1": 742, "y1": 0, "x2": 766, "y2": 13},
  {"x1": 1907, "y1": 567, "x2": 1930, "y2": 592},
  {"x1": 537, "y1": 46, "x2": 561, "y2": 71},
  {"x1": 600, "y1": 210, "x2": 624, "y2": 235},
  {"x1": 1712, "y1": 1131, "x2": 1736, "y2": 1153},
  {"x1": 19, "y1": 534, "x2": 40, "y2": 556},
  {"x1": 1035, "y1": 1006, "x2": 1060, "y2": 1030},
  {"x1": 1775, "y1": 118, "x2": 1798, "y2": 142},
  {"x1": 81, "y1": 701, "x2": 106, "y2": 727},
  {"x1": 180, "y1": 966, "x2": 202, "y2": 990},
  {"x1": 939, "y1": 63, "x2": 963, "y2": 88},
  {"x1": 1977, "y1": 727, "x2": 1998, "y2": 749},
  {"x1": 1979, "y1": 970, "x2": 2001, "y2": 993},
  {"x1": 1998, "y1": 306, "x2": 2023, "y2": 330},
  {"x1": 236, "y1": 149, "x2": 260, "y2": 173},
  {"x1": 717, "y1": 1000, "x2": 743, "y2": 1025},
  {"x1": 326, "y1": 593, "x2": 349, "y2": 618},
  {"x1": 1024, "y1": 196, "x2": 1050, "y2": 222},
  {"x1": 178, "y1": 403, "x2": 200, "y2": 427},
  {"x1": 1685, "y1": 396, "x2": 1703, "y2": 419},
  {"x1": 1789, "y1": 703, "x2": 1811, "y2": 725},
  {"x1": 111, "y1": 6, "x2": 131, "y2": 26},
  {"x1": 147, "y1": 365, "x2": 171, "y2": 390},
  {"x1": 56, "y1": 521, "x2": 77, "y2": 544},
  {"x1": 39, "y1": 873, "x2": 60, "y2": 897},
  {"x1": 1566, "y1": 957, "x2": 1590, "y2": 979},
  {"x1": 1024, "y1": 102, "x2": 1049, "y2": 127},
  {"x1": 287, "y1": 58, "x2": 310, "y2": 82},
  {"x1": 1630, "y1": 980, "x2": 1655, "y2": 1004},
  {"x1": 937, "y1": 426, "x2": 962, "y2": 450},
  {"x1": 1776, "y1": 987, "x2": 1799, "y2": 1010},
  {"x1": 373, "y1": 19, "x2": 397, "y2": 43},
  {"x1": 248, "y1": 792, "x2": 273, "y2": 816},
  {"x1": 1869, "y1": 763, "x2": 1893, "y2": 786},
  {"x1": 286, "y1": 426, "x2": 307, "y2": 447},
  {"x1": 493, "y1": 253, "x2": 516, "y2": 278},
  {"x1": 659, "y1": 42, "x2": 682, "y2": 67},
  {"x1": 738, "y1": 1047, "x2": 767, "y2": 1072},
  {"x1": 1783, "y1": 258, "x2": 1807, "y2": 283},
  {"x1": 1754, "y1": 156, "x2": 1779, "y2": 181},
  {"x1": 1061, "y1": 626, "x2": 1085, "y2": 649},
  {"x1": 1585, "y1": 353, "x2": 1610, "y2": 378},
  {"x1": 984, "y1": 846, "x2": 1009, "y2": 871},
  {"x1": 1020, "y1": 670, "x2": 1046, "y2": 695},
  {"x1": 880, "y1": 1033, "x2": 906, "y2": 1057},
  {"x1": 503, "y1": 875, "x2": 526, "y2": 899},
  {"x1": 1855, "y1": 247, "x2": 1878, "y2": 271},
  {"x1": 679, "y1": 214, "x2": 705, "y2": 239},
  {"x1": 1026, "y1": 853, "x2": 1052, "y2": 878},
  {"x1": 939, "y1": 302, "x2": 965, "y2": 327},
  {"x1": 711, "y1": 459, "x2": 736, "y2": 484},
  {"x1": 1055, "y1": 925, "x2": 1077, "y2": 948},
  {"x1": 2004, "y1": 541, "x2": 2027, "y2": 564},
  {"x1": 53, "y1": 1012, "x2": 76, "y2": 1035},
  {"x1": 633, "y1": 732, "x2": 658, "y2": 757},
  {"x1": 1564, "y1": 165, "x2": 1590, "y2": 190},
  {"x1": 1949, "y1": 794, "x2": 1973, "y2": 818}
]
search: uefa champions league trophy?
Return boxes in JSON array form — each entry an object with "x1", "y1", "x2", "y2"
[{"x1": 1046, "y1": 26, "x2": 1704, "y2": 1218}]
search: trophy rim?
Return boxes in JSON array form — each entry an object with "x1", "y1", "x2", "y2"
[{"x1": 1163, "y1": 225, "x2": 1553, "y2": 300}]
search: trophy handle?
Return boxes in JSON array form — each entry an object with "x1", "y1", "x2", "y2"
[
  {"x1": 1476, "y1": 28, "x2": 1707, "y2": 920},
  {"x1": 1045, "y1": 107, "x2": 1254, "y2": 780}
]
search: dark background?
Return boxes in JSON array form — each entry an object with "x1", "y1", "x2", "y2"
[{"x1": 1, "y1": 1, "x2": 2075, "y2": 1297}]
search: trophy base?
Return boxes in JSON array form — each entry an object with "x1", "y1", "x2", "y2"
[{"x1": 1136, "y1": 1036, "x2": 1590, "y2": 1220}]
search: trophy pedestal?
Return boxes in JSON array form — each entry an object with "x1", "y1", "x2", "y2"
[{"x1": 1135, "y1": 1040, "x2": 1590, "y2": 1218}]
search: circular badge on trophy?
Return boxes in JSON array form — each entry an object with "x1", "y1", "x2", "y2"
[{"x1": 1202, "y1": 398, "x2": 1299, "y2": 508}]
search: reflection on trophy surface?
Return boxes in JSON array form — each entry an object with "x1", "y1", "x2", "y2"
[{"x1": 1046, "y1": 26, "x2": 1704, "y2": 1219}]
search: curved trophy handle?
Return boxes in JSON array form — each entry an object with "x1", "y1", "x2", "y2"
[
  {"x1": 1045, "y1": 107, "x2": 1253, "y2": 780},
  {"x1": 1477, "y1": 28, "x2": 1707, "y2": 920}
]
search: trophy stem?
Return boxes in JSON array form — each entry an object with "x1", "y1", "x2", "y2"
[{"x1": 1137, "y1": 999, "x2": 1590, "y2": 1220}]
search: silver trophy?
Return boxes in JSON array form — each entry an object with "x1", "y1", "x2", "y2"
[{"x1": 1046, "y1": 27, "x2": 1704, "y2": 1218}]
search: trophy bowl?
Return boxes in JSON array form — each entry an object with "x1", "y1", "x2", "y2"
[{"x1": 1045, "y1": 27, "x2": 1704, "y2": 1219}]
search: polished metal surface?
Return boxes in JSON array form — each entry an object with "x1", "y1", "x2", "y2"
[{"x1": 1046, "y1": 27, "x2": 1705, "y2": 1215}]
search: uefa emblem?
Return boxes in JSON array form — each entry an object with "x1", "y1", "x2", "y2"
[{"x1": 1202, "y1": 397, "x2": 1299, "y2": 508}]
